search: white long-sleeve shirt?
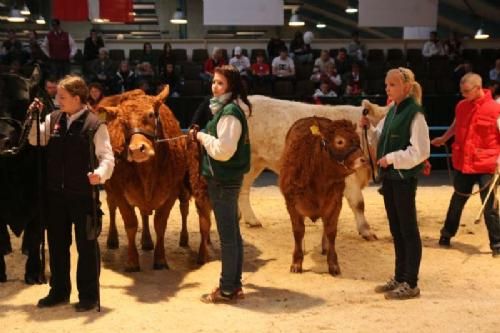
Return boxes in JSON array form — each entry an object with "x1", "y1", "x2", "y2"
[
  {"x1": 373, "y1": 112, "x2": 430, "y2": 170},
  {"x1": 28, "y1": 109, "x2": 115, "y2": 183},
  {"x1": 196, "y1": 115, "x2": 242, "y2": 162},
  {"x1": 40, "y1": 32, "x2": 77, "y2": 59}
]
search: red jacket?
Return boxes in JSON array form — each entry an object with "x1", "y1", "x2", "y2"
[
  {"x1": 452, "y1": 89, "x2": 500, "y2": 174},
  {"x1": 47, "y1": 31, "x2": 70, "y2": 61}
]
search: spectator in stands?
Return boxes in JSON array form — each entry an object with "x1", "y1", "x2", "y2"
[
  {"x1": 422, "y1": 31, "x2": 445, "y2": 58},
  {"x1": 139, "y1": 42, "x2": 156, "y2": 67},
  {"x1": 158, "y1": 42, "x2": 176, "y2": 75},
  {"x1": 251, "y1": 53, "x2": 271, "y2": 79},
  {"x1": 267, "y1": 36, "x2": 286, "y2": 61},
  {"x1": 40, "y1": 76, "x2": 59, "y2": 114},
  {"x1": 8, "y1": 59, "x2": 21, "y2": 74},
  {"x1": 312, "y1": 50, "x2": 335, "y2": 79},
  {"x1": 201, "y1": 47, "x2": 226, "y2": 83},
  {"x1": 87, "y1": 82, "x2": 104, "y2": 112},
  {"x1": 158, "y1": 62, "x2": 181, "y2": 97},
  {"x1": 1, "y1": 29, "x2": 25, "y2": 65},
  {"x1": 229, "y1": 46, "x2": 251, "y2": 80},
  {"x1": 24, "y1": 30, "x2": 46, "y2": 66},
  {"x1": 347, "y1": 30, "x2": 366, "y2": 62},
  {"x1": 443, "y1": 31, "x2": 462, "y2": 62},
  {"x1": 289, "y1": 31, "x2": 313, "y2": 64},
  {"x1": 453, "y1": 60, "x2": 473, "y2": 85},
  {"x1": 489, "y1": 58, "x2": 500, "y2": 83},
  {"x1": 271, "y1": 47, "x2": 295, "y2": 80},
  {"x1": 83, "y1": 29, "x2": 104, "y2": 62},
  {"x1": 343, "y1": 62, "x2": 366, "y2": 96},
  {"x1": 334, "y1": 48, "x2": 351, "y2": 76},
  {"x1": 88, "y1": 48, "x2": 114, "y2": 90},
  {"x1": 110, "y1": 60, "x2": 137, "y2": 94},
  {"x1": 136, "y1": 62, "x2": 157, "y2": 95},
  {"x1": 320, "y1": 62, "x2": 342, "y2": 95},
  {"x1": 41, "y1": 18, "x2": 77, "y2": 79},
  {"x1": 313, "y1": 80, "x2": 337, "y2": 98}
]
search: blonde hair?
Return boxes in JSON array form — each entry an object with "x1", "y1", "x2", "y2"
[
  {"x1": 58, "y1": 75, "x2": 88, "y2": 104},
  {"x1": 387, "y1": 67, "x2": 422, "y2": 105},
  {"x1": 460, "y1": 72, "x2": 482, "y2": 88}
]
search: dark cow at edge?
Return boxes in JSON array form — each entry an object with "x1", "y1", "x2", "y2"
[
  {"x1": 0, "y1": 68, "x2": 44, "y2": 284},
  {"x1": 279, "y1": 117, "x2": 366, "y2": 276},
  {"x1": 98, "y1": 86, "x2": 212, "y2": 271}
]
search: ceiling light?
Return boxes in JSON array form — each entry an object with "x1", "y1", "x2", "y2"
[
  {"x1": 20, "y1": 4, "x2": 30, "y2": 15},
  {"x1": 170, "y1": 8, "x2": 187, "y2": 24},
  {"x1": 7, "y1": 9, "x2": 26, "y2": 22},
  {"x1": 36, "y1": 15, "x2": 46, "y2": 24},
  {"x1": 345, "y1": 6, "x2": 358, "y2": 14},
  {"x1": 289, "y1": 12, "x2": 304, "y2": 27},
  {"x1": 474, "y1": 24, "x2": 489, "y2": 39},
  {"x1": 316, "y1": 22, "x2": 326, "y2": 29}
]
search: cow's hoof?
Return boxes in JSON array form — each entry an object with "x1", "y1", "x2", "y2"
[
  {"x1": 106, "y1": 240, "x2": 119, "y2": 249},
  {"x1": 329, "y1": 265, "x2": 341, "y2": 276},
  {"x1": 197, "y1": 254, "x2": 208, "y2": 266},
  {"x1": 124, "y1": 265, "x2": 140, "y2": 273},
  {"x1": 360, "y1": 229, "x2": 378, "y2": 241},
  {"x1": 141, "y1": 242, "x2": 154, "y2": 251},
  {"x1": 153, "y1": 262, "x2": 169, "y2": 270},
  {"x1": 0, "y1": 275, "x2": 6, "y2": 283},
  {"x1": 290, "y1": 264, "x2": 302, "y2": 273},
  {"x1": 24, "y1": 274, "x2": 43, "y2": 285}
]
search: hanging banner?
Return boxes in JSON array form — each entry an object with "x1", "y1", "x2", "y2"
[{"x1": 52, "y1": 0, "x2": 89, "y2": 21}]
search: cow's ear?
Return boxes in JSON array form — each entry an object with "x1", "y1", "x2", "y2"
[
  {"x1": 97, "y1": 106, "x2": 120, "y2": 121},
  {"x1": 155, "y1": 84, "x2": 170, "y2": 106}
]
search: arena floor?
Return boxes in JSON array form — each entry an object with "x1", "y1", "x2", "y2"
[{"x1": 1, "y1": 171, "x2": 499, "y2": 333}]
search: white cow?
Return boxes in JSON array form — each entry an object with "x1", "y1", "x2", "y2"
[{"x1": 240, "y1": 95, "x2": 388, "y2": 240}]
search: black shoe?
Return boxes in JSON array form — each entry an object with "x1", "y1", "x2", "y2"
[
  {"x1": 74, "y1": 300, "x2": 98, "y2": 312},
  {"x1": 493, "y1": 248, "x2": 500, "y2": 258},
  {"x1": 37, "y1": 294, "x2": 69, "y2": 308},
  {"x1": 0, "y1": 274, "x2": 6, "y2": 283},
  {"x1": 438, "y1": 236, "x2": 451, "y2": 248}
]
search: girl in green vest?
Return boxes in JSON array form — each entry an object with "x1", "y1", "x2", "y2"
[
  {"x1": 189, "y1": 65, "x2": 251, "y2": 303},
  {"x1": 360, "y1": 67, "x2": 430, "y2": 300}
]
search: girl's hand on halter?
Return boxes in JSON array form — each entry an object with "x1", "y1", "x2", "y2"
[
  {"x1": 188, "y1": 124, "x2": 200, "y2": 143},
  {"x1": 28, "y1": 98, "x2": 44, "y2": 114},
  {"x1": 359, "y1": 116, "x2": 370, "y2": 129},
  {"x1": 377, "y1": 156, "x2": 389, "y2": 168}
]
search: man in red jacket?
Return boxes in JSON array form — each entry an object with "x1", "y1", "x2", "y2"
[
  {"x1": 432, "y1": 73, "x2": 500, "y2": 257},
  {"x1": 41, "y1": 19, "x2": 77, "y2": 79}
]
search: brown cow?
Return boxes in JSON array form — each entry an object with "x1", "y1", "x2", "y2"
[
  {"x1": 279, "y1": 117, "x2": 366, "y2": 276},
  {"x1": 98, "y1": 87, "x2": 211, "y2": 271}
]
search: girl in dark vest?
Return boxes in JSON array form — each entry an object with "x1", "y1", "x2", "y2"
[
  {"x1": 189, "y1": 65, "x2": 251, "y2": 303},
  {"x1": 28, "y1": 75, "x2": 114, "y2": 311},
  {"x1": 360, "y1": 67, "x2": 430, "y2": 300}
]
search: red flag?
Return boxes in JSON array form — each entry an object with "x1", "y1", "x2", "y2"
[
  {"x1": 100, "y1": 0, "x2": 133, "y2": 23},
  {"x1": 52, "y1": 0, "x2": 89, "y2": 21}
]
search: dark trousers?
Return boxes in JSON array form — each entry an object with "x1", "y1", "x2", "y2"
[
  {"x1": 382, "y1": 177, "x2": 422, "y2": 288},
  {"x1": 207, "y1": 178, "x2": 243, "y2": 294},
  {"x1": 49, "y1": 59, "x2": 71, "y2": 79},
  {"x1": 441, "y1": 171, "x2": 500, "y2": 250},
  {"x1": 46, "y1": 190, "x2": 100, "y2": 302}
]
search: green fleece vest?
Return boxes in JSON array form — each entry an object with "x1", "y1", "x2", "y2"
[
  {"x1": 201, "y1": 102, "x2": 250, "y2": 183},
  {"x1": 377, "y1": 97, "x2": 424, "y2": 180}
]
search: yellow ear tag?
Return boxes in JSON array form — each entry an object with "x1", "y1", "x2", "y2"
[{"x1": 310, "y1": 124, "x2": 321, "y2": 136}]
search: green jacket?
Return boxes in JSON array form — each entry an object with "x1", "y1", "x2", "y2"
[
  {"x1": 201, "y1": 102, "x2": 250, "y2": 183},
  {"x1": 377, "y1": 97, "x2": 424, "y2": 180}
]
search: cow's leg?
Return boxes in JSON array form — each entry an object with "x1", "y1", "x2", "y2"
[
  {"x1": 195, "y1": 198, "x2": 212, "y2": 265},
  {"x1": 153, "y1": 196, "x2": 176, "y2": 270},
  {"x1": 117, "y1": 202, "x2": 140, "y2": 272},
  {"x1": 240, "y1": 164, "x2": 265, "y2": 227},
  {"x1": 323, "y1": 191, "x2": 344, "y2": 276},
  {"x1": 178, "y1": 189, "x2": 190, "y2": 248},
  {"x1": 344, "y1": 174, "x2": 377, "y2": 241},
  {"x1": 286, "y1": 202, "x2": 305, "y2": 273},
  {"x1": 140, "y1": 213, "x2": 154, "y2": 251},
  {"x1": 0, "y1": 255, "x2": 6, "y2": 283},
  {"x1": 106, "y1": 195, "x2": 119, "y2": 249}
]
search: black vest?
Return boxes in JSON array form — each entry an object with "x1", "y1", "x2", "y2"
[{"x1": 47, "y1": 110, "x2": 102, "y2": 195}]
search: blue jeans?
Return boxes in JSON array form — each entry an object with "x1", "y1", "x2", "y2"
[
  {"x1": 441, "y1": 171, "x2": 500, "y2": 250},
  {"x1": 207, "y1": 178, "x2": 243, "y2": 294}
]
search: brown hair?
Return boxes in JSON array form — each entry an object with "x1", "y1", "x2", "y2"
[
  {"x1": 58, "y1": 75, "x2": 89, "y2": 104},
  {"x1": 387, "y1": 67, "x2": 422, "y2": 105},
  {"x1": 214, "y1": 65, "x2": 252, "y2": 116}
]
